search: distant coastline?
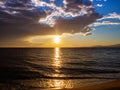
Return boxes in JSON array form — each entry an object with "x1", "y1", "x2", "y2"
[{"x1": 0, "y1": 44, "x2": 120, "y2": 48}]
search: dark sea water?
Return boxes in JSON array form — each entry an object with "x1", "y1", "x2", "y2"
[{"x1": 0, "y1": 48, "x2": 120, "y2": 89}]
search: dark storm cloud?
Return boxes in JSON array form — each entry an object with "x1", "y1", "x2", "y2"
[
  {"x1": 0, "y1": 0, "x2": 101, "y2": 44},
  {"x1": 55, "y1": 13, "x2": 99, "y2": 34}
]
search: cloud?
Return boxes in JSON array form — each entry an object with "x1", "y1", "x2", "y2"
[
  {"x1": 89, "y1": 21, "x2": 120, "y2": 27},
  {"x1": 37, "y1": 0, "x2": 94, "y2": 27},
  {"x1": 89, "y1": 13, "x2": 120, "y2": 28},
  {"x1": 0, "y1": 0, "x2": 101, "y2": 45},
  {"x1": 97, "y1": 13, "x2": 120, "y2": 21},
  {"x1": 96, "y1": 4, "x2": 103, "y2": 7},
  {"x1": 55, "y1": 13, "x2": 99, "y2": 34}
]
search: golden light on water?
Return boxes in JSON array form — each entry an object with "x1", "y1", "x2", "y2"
[
  {"x1": 54, "y1": 47, "x2": 61, "y2": 68},
  {"x1": 47, "y1": 80, "x2": 73, "y2": 89},
  {"x1": 52, "y1": 47, "x2": 61, "y2": 77},
  {"x1": 51, "y1": 48, "x2": 74, "y2": 89},
  {"x1": 54, "y1": 35, "x2": 60, "y2": 44},
  {"x1": 51, "y1": 80, "x2": 65, "y2": 89}
]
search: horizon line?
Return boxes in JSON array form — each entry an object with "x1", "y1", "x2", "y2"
[{"x1": 0, "y1": 46, "x2": 120, "y2": 49}]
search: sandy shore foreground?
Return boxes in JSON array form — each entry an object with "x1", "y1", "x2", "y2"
[{"x1": 50, "y1": 80, "x2": 120, "y2": 90}]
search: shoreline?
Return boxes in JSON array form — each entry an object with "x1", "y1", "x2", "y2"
[
  {"x1": 0, "y1": 79, "x2": 120, "y2": 90},
  {"x1": 50, "y1": 80, "x2": 120, "y2": 90}
]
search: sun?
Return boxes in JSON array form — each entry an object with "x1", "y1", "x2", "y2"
[{"x1": 54, "y1": 35, "x2": 60, "y2": 44}]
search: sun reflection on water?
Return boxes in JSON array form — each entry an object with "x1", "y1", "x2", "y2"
[
  {"x1": 47, "y1": 79, "x2": 73, "y2": 89},
  {"x1": 54, "y1": 47, "x2": 61, "y2": 68},
  {"x1": 52, "y1": 47, "x2": 62, "y2": 77},
  {"x1": 50, "y1": 48, "x2": 74, "y2": 89}
]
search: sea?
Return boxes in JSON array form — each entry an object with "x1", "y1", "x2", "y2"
[{"x1": 0, "y1": 48, "x2": 120, "y2": 90}]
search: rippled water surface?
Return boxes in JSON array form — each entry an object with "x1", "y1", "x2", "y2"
[{"x1": 0, "y1": 48, "x2": 120, "y2": 89}]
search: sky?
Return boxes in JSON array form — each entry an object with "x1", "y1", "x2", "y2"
[{"x1": 0, "y1": 0, "x2": 120, "y2": 47}]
